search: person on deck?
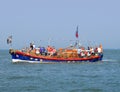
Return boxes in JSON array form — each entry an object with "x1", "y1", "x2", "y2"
[
  {"x1": 97, "y1": 44, "x2": 103, "y2": 54},
  {"x1": 30, "y1": 43, "x2": 33, "y2": 50},
  {"x1": 77, "y1": 47, "x2": 81, "y2": 57},
  {"x1": 40, "y1": 47, "x2": 46, "y2": 55}
]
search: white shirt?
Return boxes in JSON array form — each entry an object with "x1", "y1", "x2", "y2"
[
  {"x1": 77, "y1": 49, "x2": 81, "y2": 54},
  {"x1": 97, "y1": 47, "x2": 101, "y2": 53}
]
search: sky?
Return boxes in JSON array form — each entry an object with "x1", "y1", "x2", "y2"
[{"x1": 0, "y1": 0, "x2": 120, "y2": 49}]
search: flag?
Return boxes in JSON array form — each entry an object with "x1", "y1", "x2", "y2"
[
  {"x1": 75, "y1": 26, "x2": 78, "y2": 38},
  {"x1": 7, "y1": 35, "x2": 12, "y2": 44}
]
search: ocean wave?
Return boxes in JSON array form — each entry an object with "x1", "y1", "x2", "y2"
[{"x1": 102, "y1": 59, "x2": 120, "y2": 62}]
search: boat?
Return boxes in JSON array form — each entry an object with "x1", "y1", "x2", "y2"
[
  {"x1": 8, "y1": 27, "x2": 103, "y2": 63},
  {"x1": 9, "y1": 44, "x2": 103, "y2": 63}
]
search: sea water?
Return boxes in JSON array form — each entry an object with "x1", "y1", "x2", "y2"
[{"x1": 0, "y1": 49, "x2": 120, "y2": 92}]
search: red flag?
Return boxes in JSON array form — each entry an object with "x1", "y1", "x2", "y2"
[{"x1": 75, "y1": 26, "x2": 78, "y2": 38}]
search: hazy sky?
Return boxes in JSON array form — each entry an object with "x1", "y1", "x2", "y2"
[{"x1": 0, "y1": 0, "x2": 120, "y2": 49}]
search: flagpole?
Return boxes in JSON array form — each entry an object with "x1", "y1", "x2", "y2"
[
  {"x1": 10, "y1": 42, "x2": 12, "y2": 49},
  {"x1": 7, "y1": 35, "x2": 12, "y2": 49},
  {"x1": 76, "y1": 25, "x2": 79, "y2": 48}
]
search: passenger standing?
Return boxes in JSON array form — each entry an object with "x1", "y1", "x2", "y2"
[
  {"x1": 33, "y1": 44, "x2": 35, "y2": 49},
  {"x1": 77, "y1": 47, "x2": 81, "y2": 57},
  {"x1": 30, "y1": 43, "x2": 33, "y2": 50}
]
